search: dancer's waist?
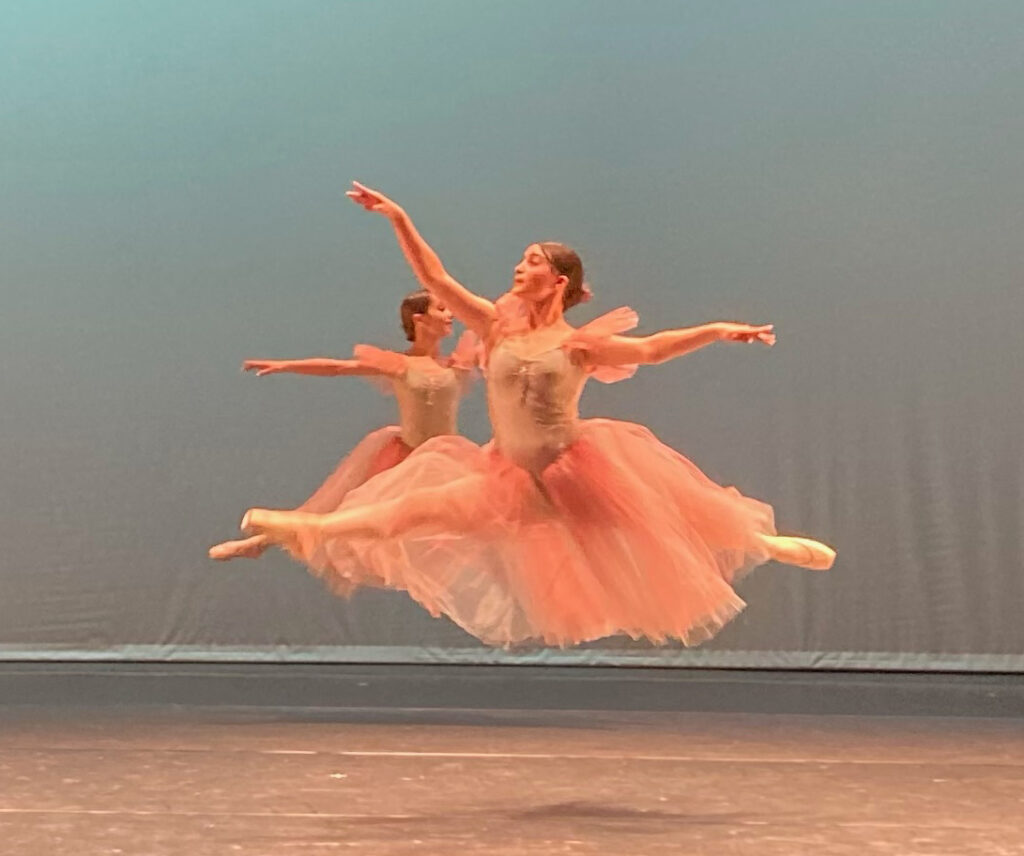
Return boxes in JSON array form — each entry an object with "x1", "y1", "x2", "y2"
[
  {"x1": 492, "y1": 422, "x2": 579, "y2": 473},
  {"x1": 399, "y1": 415, "x2": 459, "y2": 449}
]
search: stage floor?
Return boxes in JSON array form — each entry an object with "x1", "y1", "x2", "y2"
[{"x1": 1, "y1": 665, "x2": 1022, "y2": 854}]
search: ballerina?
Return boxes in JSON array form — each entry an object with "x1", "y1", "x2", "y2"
[
  {"x1": 242, "y1": 182, "x2": 835, "y2": 646},
  {"x1": 208, "y1": 289, "x2": 475, "y2": 583}
]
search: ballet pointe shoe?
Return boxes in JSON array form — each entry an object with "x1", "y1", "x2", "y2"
[
  {"x1": 785, "y1": 536, "x2": 835, "y2": 571},
  {"x1": 208, "y1": 535, "x2": 269, "y2": 562},
  {"x1": 241, "y1": 509, "x2": 277, "y2": 537},
  {"x1": 760, "y1": 534, "x2": 836, "y2": 571},
  {"x1": 241, "y1": 508, "x2": 320, "y2": 558}
]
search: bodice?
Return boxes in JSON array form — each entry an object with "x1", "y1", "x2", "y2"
[
  {"x1": 391, "y1": 361, "x2": 462, "y2": 448},
  {"x1": 485, "y1": 335, "x2": 587, "y2": 472}
]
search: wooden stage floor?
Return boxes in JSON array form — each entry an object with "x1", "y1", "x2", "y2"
[{"x1": 1, "y1": 664, "x2": 1021, "y2": 855}]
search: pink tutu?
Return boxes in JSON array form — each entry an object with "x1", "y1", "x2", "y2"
[
  {"x1": 285, "y1": 419, "x2": 776, "y2": 647},
  {"x1": 289, "y1": 426, "x2": 410, "y2": 596},
  {"x1": 297, "y1": 427, "x2": 412, "y2": 515}
]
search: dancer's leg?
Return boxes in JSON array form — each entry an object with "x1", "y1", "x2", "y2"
[
  {"x1": 242, "y1": 473, "x2": 492, "y2": 546},
  {"x1": 209, "y1": 438, "x2": 409, "y2": 561}
]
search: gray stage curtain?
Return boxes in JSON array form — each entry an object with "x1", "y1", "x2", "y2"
[{"x1": 2, "y1": 1, "x2": 1022, "y2": 670}]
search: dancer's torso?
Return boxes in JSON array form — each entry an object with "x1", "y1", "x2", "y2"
[
  {"x1": 391, "y1": 360, "x2": 462, "y2": 448},
  {"x1": 487, "y1": 332, "x2": 587, "y2": 472}
]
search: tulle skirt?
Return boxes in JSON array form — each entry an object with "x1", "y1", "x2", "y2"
[
  {"x1": 296, "y1": 425, "x2": 411, "y2": 515},
  {"x1": 287, "y1": 418, "x2": 776, "y2": 647}
]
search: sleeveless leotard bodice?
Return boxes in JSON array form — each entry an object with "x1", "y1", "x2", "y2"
[
  {"x1": 486, "y1": 334, "x2": 587, "y2": 472},
  {"x1": 391, "y1": 360, "x2": 463, "y2": 448}
]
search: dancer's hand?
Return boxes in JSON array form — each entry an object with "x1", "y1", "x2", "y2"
[
  {"x1": 346, "y1": 181, "x2": 403, "y2": 219},
  {"x1": 716, "y1": 323, "x2": 776, "y2": 346},
  {"x1": 242, "y1": 359, "x2": 287, "y2": 376}
]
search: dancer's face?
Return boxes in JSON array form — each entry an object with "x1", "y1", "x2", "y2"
[
  {"x1": 512, "y1": 244, "x2": 567, "y2": 305},
  {"x1": 416, "y1": 295, "x2": 453, "y2": 339}
]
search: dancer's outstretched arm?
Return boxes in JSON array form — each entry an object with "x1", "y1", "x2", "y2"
[
  {"x1": 346, "y1": 181, "x2": 497, "y2": 337},
  {"x1": 581, "y1": 322, "x2": 775, "y2": 367},
  {"x1": 242, "y1": 358, "x2": 390, "y2": 378}
]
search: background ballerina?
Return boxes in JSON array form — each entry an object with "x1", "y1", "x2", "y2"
[
  {"x1": 242, "y1": 182, "x2": 835, "y2": 647},
  {"x1": 209, "y1": 289, "x2": 475, "y2": 580}
]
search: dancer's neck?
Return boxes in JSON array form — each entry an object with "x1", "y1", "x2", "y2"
[
  {"x1": 407, "y1": 334, "x2": 443, "y2": 360},
  {"x1": 525, "y1": 291, "x2": 567, "y2": 331}
]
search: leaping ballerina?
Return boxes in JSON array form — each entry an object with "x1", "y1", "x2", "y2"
[
  {"x1": 208, "y1": 289, "x2": 475, "y2": 593},
  {"x1": 240, "y1": 182, "x2": 835, "y2": 646}
]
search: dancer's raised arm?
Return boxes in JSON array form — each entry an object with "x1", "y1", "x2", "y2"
[
  {"x1": 580, "y1": 322, "x2": 775, "y2": 368},
  {"x1": 346, "y1": 182, "x2": 496, "y2": 336}
]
